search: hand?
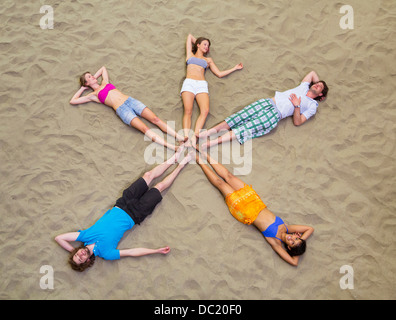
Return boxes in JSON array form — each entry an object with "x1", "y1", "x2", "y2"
[
  {"x1": 235, "y1": 63, "x2": 243, "y2": 70},
  {"x1": 81, "y1": 86, "x2": 88, "y2": 90},
  {"x1": 289, "y1": 93, "x2": 301, "y2": 107},
  {"x1": 158, "y1": 246, "x2": 171, "y2": 254}
]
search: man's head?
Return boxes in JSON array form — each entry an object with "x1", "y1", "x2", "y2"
[
  {"x1": 309, "y1": 80, "x2": 328, "y2": 102},
  {"x1": 69, "y1": 246, "x2": 95, "y2": 272}
]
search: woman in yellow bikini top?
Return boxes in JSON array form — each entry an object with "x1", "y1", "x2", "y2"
[{"x1": 195, "y1": 149, "x2": 314, "y2": 267}]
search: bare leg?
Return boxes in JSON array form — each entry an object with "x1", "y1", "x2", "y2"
[
  {"x1": 130, "y1": 117, "x2": 178, "y2": 151},
  {"x1": 142, "y1": 145, "x2": 185, "y2": 186},
  {"x1": 195, "y1": 152, "x2": 235, "y2": 197},
  {"x1": 140, "y1": 107, "x2": 186, "y2": 142},
  {"x1": 201, "y1": 130, "x2": 237, "y2": 150},
  {"x1": 154, "y1": 151, "x2": 194, "y2": 193},
  {"x1": 198, "y1": 149, "x2": 245, "y2": 191},
  {"x1": 194, "y1": 93, "x2": 210, "y2": 137},
  {"x1": 198, "y1": 120, "x2": 230, "y2": 139},
  {"x1": 181, "y1": 91, "x2": 195, "y2": 139}
]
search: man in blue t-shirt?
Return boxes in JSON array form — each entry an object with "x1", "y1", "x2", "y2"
[
  {"x1": 55, "y1": 147, "x2": 192, "y2": 272},
  {"x1": 198, "y1": 70, "x2": 328, "y2": 146}
]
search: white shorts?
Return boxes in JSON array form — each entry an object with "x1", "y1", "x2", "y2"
[{"x1": 180, "y1": 78, "x2": 209, "y2": 96}]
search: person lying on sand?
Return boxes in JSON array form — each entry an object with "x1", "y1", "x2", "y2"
[
  {"x1": 70, "y1": 66, "x2": 186, "y2": 150},
  {"x1": 55, "y1": 146, "x2": 193, "y2": 272},
  {"x1": 195, "y1": 148, "x2": 314, "y2": 266},
  {"x1": 181, "y1": 34, "x2": 243, "y2": 146},
  {"x1": 198, "y1": 70, "x2": 328, "y2": 148}
]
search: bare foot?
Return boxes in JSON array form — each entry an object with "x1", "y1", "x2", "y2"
[
  {"x1": 197, "y1": 128, "x2": 216, "y2": 139},
  {"x1": 200, "y1": 141, "x2": 208, "y2": 151},
  {"x1": 168, "y1": 144, "x2": 185, "y2": 164},
  {"x1": 191, "y1": 135, "x2": 197, "y2": 149},
  {"x1": 184, "y1": 137, "x2": 192, "y2": 148},
  {"x1": 176, "y1": 135, "x2": 189, "y2": 143},
  {"x1": 179, "y1": 150, "x2": 195, "y2": 165}
]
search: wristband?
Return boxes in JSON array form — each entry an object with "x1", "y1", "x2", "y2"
[{"x1": 294, "y1": 105, "x2": 300, "y2": 108}]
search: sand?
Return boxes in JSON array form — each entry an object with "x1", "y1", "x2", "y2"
[{"x1": 0, "y1": 0, "x2": 395, "y2": 300}]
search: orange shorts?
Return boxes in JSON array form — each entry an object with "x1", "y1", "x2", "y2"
[{"x1": 225, "y1": 185, "x2": 266, "y2": 225}]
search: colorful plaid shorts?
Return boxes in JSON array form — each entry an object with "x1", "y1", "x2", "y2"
[{"x1": 225, "y1": 98, "x2": 281, "y2": 144}]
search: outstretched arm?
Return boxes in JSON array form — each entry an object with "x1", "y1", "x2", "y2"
[
  {"x1": 55, "y1": 232, "x2": 80, "y2": 252},
  {"x1": 119, "y1": 246, "x2": 171, "y2": 258},
  {"x1": 208, "y1": 58, "x2": 243, "y2": 78}
]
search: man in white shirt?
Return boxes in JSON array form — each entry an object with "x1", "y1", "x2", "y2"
[{"x1": 198, "y1": 71, "x2": 328, "y2": 146}]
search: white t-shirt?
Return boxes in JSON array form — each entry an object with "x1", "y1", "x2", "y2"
[{"x1": 274, "y1": 82, "x2": 318, "y2": 120}]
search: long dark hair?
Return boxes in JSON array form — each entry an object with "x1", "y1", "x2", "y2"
[
  {"x1": 285, "y1": 239, "x2": 306, "y2": 256},
  {"x1": 192, "y1": 37, "x2": 211, "y2": 54}
]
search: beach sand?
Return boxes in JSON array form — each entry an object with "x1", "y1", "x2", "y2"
[{"x1": 0, "y1": 0, "x2": 395, "y2": 300}]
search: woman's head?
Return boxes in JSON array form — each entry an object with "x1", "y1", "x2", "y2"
[
  {"x1": 68, "y1": 245, "x2": 95, "y2": 272},
  {"x1": 79, "y1": 72, "x2": 90, "y2": 87},
  {"x1": 79, "y1": 72, "x2": 98, "y2": 88},
  {"x1": 285, "y1": 237, "x2": 306, "y2": 257},
  {"x1": 193, "y1": 37, "x2": 211, "y2": 55}
]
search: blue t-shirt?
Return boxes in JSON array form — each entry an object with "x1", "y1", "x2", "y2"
[{"x1": 76, "y1": 206, "x2": 135, "y2": 260}]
